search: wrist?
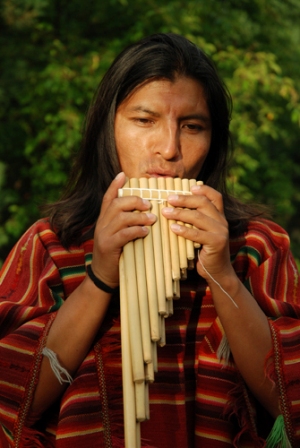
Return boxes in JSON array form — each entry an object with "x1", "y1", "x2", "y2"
[
  {"x1": 86, "y1": 264, "x2": 119, "y2": 294},
  {"x1": 199, "y1": 259, "x2": 240, "y2": 308}
]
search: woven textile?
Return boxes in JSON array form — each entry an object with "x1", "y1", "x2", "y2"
[{"x1": 0, "y1": 218, "x2": 300, "y2": 447}]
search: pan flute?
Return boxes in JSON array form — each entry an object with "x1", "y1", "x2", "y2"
[{"x1": 118, "y1": 177, "x2": 202, "y2": 448}]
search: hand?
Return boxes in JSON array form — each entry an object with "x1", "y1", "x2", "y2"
[
  {"x1": 161, "y1": 184, "x2": 234, "y2": 282},
  {"x1": 91, "y1": 172, "x2": 157, "y2": 289}
]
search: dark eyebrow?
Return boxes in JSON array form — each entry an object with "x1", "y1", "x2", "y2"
[
  {"x1": 128, "y1": 106, "x2": 160, "y2": 117},
  {"x1": 180, "y1": 113, "x2": 211, "y2": 123},
  {"x1": 128, "y1": 107, "x2": 211, "y2": 123}
]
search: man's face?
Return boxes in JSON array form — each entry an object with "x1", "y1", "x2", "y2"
[{"x1": 114, "y1": 76, "x2": 212, "y2": 180}]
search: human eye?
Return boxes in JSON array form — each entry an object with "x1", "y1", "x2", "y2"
[
  {"x1": 132, "y1": 116, "x2": 154, "y2": 126},
  {"x1": 137, "y1": 117, "x2": 151, "y2": 124},
  {"x1": 182, "y1": 122, "x2": 204, "y2": 132}
]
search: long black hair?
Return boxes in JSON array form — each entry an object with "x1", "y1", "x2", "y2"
[{"x1": 47, "y1": 33, "x2": 265, "y2": 246}]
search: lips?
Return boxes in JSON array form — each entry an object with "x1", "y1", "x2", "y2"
[{"x1": 146, "y1": 168, "x2": 179, "y2": 178}]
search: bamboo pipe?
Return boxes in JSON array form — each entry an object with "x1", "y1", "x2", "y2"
[
  {"x1": 165, "y1": 177, "x2": 181, "y2": 281},
  {"x1": 148, "y1": 177, "x2": 168, "y2": 316},
  {"x1": 120, "y1": 254, "x2": 138, "y2": 448},
  {"x1": 174, "y1": 177, "x2": 188, "y2": 279},
  {"x1": 130, "y1": 178, "x2": 152, "y2": 364},
  {"x1": 181, "y1": 178, "x2": 195, "y2": 262},
  {"x1": 139, "y1": 177, "x2": 160, "y2": 342},
  {"x1": 157, "y1": 177, "x2": 173, "y2": 300}
]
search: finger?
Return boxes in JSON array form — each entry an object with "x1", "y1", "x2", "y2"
[
  {"x1": 98, "y1": 196, "x2": 154, "y2": 233},
  {"x1": 100, "y1": 209, "x2": 157, "y2": 237},
  {"x1": 191, "y1": 184, "x2": 224, "y2": 214},
  {"x1": 161, "y1": 206, "x2": 227, "y2": 231},
  {"x1": 101, "y1": 172, "x2": 126, "y2": 215},
  {"x1": 169, "y1": 221, "x2": 227, "y2": 244},
  {"x1": 101, "y1": 173, "x2": 154, "y2": 219},
  {"x1": 102, "y1": 225, "x2": 151, "y2": 252},
  {"x1": 167, "y1": 185, "x2": 224, "y2": 215}
]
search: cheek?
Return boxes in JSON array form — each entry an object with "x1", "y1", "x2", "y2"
[
  {"x1": 117, "y1": 146, "x2": 143, "y2": 176},
  {"x1": 115, "y1": 125, "x2": 142, "y2": 157},
  {"x1": 185, "y1": 148, "x2": 210, "y2": 178},
  {"x1": 115, "y1": 129, "x2": 132, "y2": 164}
]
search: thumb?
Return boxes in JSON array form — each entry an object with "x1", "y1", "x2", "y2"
[{"x1": 101, "y1": 172, "x2": 127, "y2": 214}]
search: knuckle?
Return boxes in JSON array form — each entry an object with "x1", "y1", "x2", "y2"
[
  {"x1": 194, "y1": 210, "x2": 203, "y2": 221},
  {"x1": 190, "y1": 227, "x2": 199, "y2": 239},
  {"x1": 118, "y1": 212, "x2": 127, "y2": 224},
  {"x1": 118, "y1": 227, "x2": 130, "y2": 240},
  {"x1": 132, "y1": 196, "x2": 147, "y2": 209}
]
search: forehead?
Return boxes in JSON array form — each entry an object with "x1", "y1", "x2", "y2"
[{"x1": 118, "y1": 76, "x2": 209, "y2": 114}]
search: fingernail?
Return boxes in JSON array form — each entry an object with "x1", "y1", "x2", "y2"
[
  {"x1": 162, "y1": 207, "x2": 174, "y2": 214},
  {"x1": 146, "y1": 213, "x2": 157, "y2": 221},
  {"x1": 191, "y1": 184, "x2": 202, "y2": 191},
  {"x1": 115, "y1": 172, "x2": 124, "y2": 180},
  {"x1": 167, "y1": 194, "x2": 179, "y2": 201},
  {"x1": 142, "y1": 199, "x2": 151, "y2": 207},
  {"x1": 170, "y1": 223, "x2": 181, "y2": 232}
]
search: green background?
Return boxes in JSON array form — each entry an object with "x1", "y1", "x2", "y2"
[{"x1": 1, "y1": 0, "x2": 299, "y2": 267}]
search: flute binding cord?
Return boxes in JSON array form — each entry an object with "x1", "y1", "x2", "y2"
[{"x1": 118, "y1": 186, "x2": 193, "y2": 202}]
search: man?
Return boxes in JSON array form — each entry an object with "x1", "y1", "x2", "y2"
[{"x1": 0, "y1": 33, "x2": 299, "y2": 447}]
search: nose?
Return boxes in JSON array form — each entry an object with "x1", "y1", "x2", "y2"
[{"x1": 155, "y1": 123, "x2": 180, "y2": 160}]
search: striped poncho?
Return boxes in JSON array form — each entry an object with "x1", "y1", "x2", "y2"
[{"x1": 0, "y1": 218, "x2": 300, "y2": 447}]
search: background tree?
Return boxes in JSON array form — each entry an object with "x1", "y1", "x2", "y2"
[{"x1": 0, "y1": 0, "x2": 299, "y2": 266}]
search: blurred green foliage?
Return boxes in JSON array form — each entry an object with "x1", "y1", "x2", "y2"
[{"x1": 0, "y1": 0, "x2": 300, "y2": 267}]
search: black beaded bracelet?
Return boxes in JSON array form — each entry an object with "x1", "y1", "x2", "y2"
[{"x1": 86, "y1": 264, "x2": 119, "y2": 294}]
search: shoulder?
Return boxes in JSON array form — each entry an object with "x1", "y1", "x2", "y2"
[
  {"x1": 23, "y1": 219, "x2": 92, "y2": 259},
  {"x1": 231, "y1": 218, "x2": 290, "y2": 253},
  {"x1": 245, "y1": 218, "x2": 290, "y2": 253},
  {"x1": 1, "y1": 219, "x2": 69, "y2": 273},
  {"x1": 17, "y1": 218, "x2": 56, "y2": 239},
  {"x1": 0, "y1": 219, "x2": 58, "y2": 277},
  {"x1": 13, "y1": 218, "x2": 61, "y2": 252},
  {"x1": 0, "y1": 219, "x2": 91, "y2": 292},
  {"x1": 230, "y1": 218, "x2": 294, "y2": 278}
]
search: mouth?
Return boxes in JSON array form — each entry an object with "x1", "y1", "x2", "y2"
[{"x1": 146, "y1": 168, "x2": 178, "y2": 178}]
